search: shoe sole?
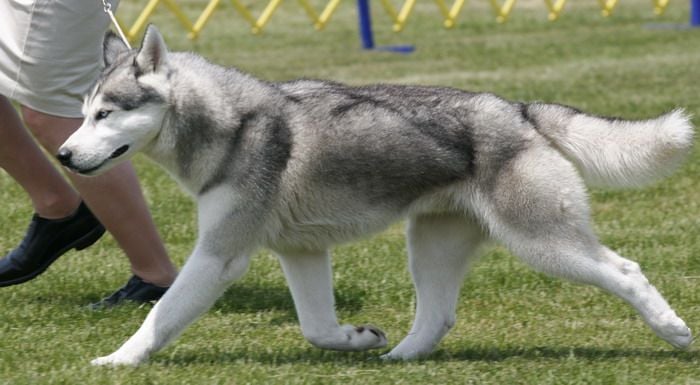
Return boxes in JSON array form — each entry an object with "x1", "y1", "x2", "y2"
[{"x1": 0, "y1": 225, "x2": 106, "y2": 287}]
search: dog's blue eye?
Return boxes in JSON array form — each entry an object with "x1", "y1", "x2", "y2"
[{"x1": 95, "y1": 110, "x2": 111, "y2": 120}]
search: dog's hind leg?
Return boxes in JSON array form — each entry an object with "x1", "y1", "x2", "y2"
[
  {"x1": 507, "y1": 235, "x2": 692, "y2": 349},
  {"x1": 592, "y1": 246, "x2": 692, "y2": 348},
  {"x1": 277, "y1": 250, "x2": 388, "y2": 351},
  {"x1": 383, "y1": 213, "x2": 484, "y2": 360},
  {"x1": 485, "y1": 146, "x2": 692, "y2": 349}
]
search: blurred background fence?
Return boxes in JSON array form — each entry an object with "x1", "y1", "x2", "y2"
[{"x1": 115, "y1": 0, "x2": 677, "y2": 41}]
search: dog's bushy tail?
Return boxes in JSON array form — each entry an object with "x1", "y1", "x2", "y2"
[{"x1": 524, "y1": 103, "x2": 694, "y2": 188}]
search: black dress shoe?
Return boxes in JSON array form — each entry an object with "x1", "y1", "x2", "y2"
[
  {"x1": 90, "y1": 275, "x2": 169, "y2": 309},
  {"x1": 0, "y1": 201, "x2": 105, "y2": 287}
]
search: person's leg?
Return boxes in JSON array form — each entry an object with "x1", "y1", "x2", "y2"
[
  {"x1": 21, "y1": 105, "x2": 177, "y2": 287},
  {"x1": 0, "y1": 96, "x2": 104, "y2": 286},
  {"x1": 0, "y1": 96, "x2": 80, "y2": 218}
]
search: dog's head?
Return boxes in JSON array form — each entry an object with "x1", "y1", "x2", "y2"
[{"x1": 58, "y1": 25, "x2": 171, "y2": 176}]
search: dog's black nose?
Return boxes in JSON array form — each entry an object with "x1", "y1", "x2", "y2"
[{"x1": 56, "y1": 148, "x2": 72, "y2": 165}]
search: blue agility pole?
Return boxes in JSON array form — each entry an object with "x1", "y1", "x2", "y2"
[
  {"x1": 358, "y1": 0, "x2": 375, "y2": 49},
  {"x1": 692, "y1": 0, "x2": 700, "y2": 26},
  {"x1": 357, "y1": 0, "x2": 415, "y2": 53}
]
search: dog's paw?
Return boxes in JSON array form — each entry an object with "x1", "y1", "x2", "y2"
[
  {"x1": 341, "y1": 324, "x2": 388, "y2": 350},
  {"x1": 380, "y1": 348, "x2": 422, "y2": 361},
  {"x1": 379, "y1": 352, "x2": 400, "y2": 361},
  {"x1": 653, "y1": 312, "x2": 693, "y2": 349},
  {"x1": 91, "y1": 352, "x2": 145, "y2": 367},
  {"x1": 380, "y1": 335, "x2": 436, "y2": 361}
]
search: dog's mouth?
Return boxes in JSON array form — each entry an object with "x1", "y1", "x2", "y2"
[
  {"x1": 60, "y1": 144, "x2": 131, "y2": 176},
  {"x1": 110, "y1": 144, "x2": 130, "y2": 159},
  {"x1": 66, "y1": 159, "x2": 109, "y2": 176}
]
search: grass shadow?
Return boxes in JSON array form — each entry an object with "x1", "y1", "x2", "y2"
[
  {"x1": 433, "y1": 345, "x2": 700, "y2": 363},
  {"x1": 11, "y1": 291, "x2": 114, "y2": 309},
  {"x1": 156, "y1": 344, "x2": 700, "y2": 367},
  {"x1": 11, "y1": 280, "x2": 365, "y2": 316}
]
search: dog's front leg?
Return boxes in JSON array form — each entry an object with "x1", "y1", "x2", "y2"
[
  {"x1": 277, "y1": 250, "x2": 388, "y2": 351},
  {"x1": 92, "y1": 186, "x2": 254, "y2": 366},
  {"x1": 91, "y1": 246, "x2": 251, "y2": 366}
]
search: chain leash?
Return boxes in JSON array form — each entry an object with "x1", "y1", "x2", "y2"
[{"x1": 101, "y1": 0, "x2": 132, "y2": 49}]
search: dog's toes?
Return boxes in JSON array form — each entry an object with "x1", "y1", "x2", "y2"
[
  {"x1": 379, "y1": 352, "x2": 398, "y2": 361},
  {"x1": 341, "y1": 323, "x2": 388, "y2": 350},
  {"x1": 380, "y1": 348, "x2": 420, "y2": 361},
  {"x1": 91, "y1": 355, "x2": 115, "y2": 367},
  {"x1": 653, "y1": 312, "x2": 693, "y2": 349},
  {"x1": 91, "y1": 353, "x2": 142, "y2": 367},
  {"x1": 358, "y1": 324, "x2": 388, "y2": 348},
  {"x1": 664, "y1": 323, "x2": 693, "y2": 350}
]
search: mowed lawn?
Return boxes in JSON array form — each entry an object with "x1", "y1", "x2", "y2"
[{"x1": 1, "y1": 0, "x2": 699, "y2": 383}]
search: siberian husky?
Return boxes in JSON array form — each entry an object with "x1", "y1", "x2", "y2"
[{"x1": 58, "y1": 26, "x2": 694, "y2": 366}]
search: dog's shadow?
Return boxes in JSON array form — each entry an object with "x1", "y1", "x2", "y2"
[
  {"x1": 36, "y1": 286, "x2": 700, "y2": 367},
  {"x1": 441, "y1": 345, "x2": 699, "y2": 362},
  {"x1": 211, "y1": 282, "x2": 365, "y2": 321},
  {"x1": 160, "y1": 345, "x2": 700, "y2": 366},
  {"x1": 36, "y1": 281, "x2": 362, "y2": 316},
  {"x1": 32, "y1": 289, "x2": 698, "y2": 367}
]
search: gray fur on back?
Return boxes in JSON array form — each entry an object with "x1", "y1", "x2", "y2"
[
  {"x1": 152, "y1": 53, "x2": 532, "y2": 194},
  {"x1": 127, "y1": 52, "x2": 542, "y2": 250}
]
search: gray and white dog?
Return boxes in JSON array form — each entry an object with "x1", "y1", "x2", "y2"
[{"x1": 59, "y1": 26, "x2": 694, "y2": 366}]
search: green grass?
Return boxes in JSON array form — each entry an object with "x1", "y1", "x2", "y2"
[{"x1": 1, "y1": 0, "x2": 700, "y2": 383}]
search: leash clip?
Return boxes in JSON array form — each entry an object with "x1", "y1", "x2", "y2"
[{"x1": 101, "y1": 0, "x2": 132, "y2": 50}]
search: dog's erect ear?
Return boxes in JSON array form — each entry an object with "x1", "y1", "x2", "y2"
[
  {"x1": 135, "y1": 25, "x2": 168, "y2": 76},
  {"x1": 103, "y1": 30, "x2": 129, "y2": 67}
]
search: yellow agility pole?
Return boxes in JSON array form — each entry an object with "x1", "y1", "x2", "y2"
[
  {"x1": 162, "y1": 0, "x2": 195, "y2": 34},
  {"x1": 298, "y1": 0, "x2": 343, "y2": 30},
  {"x1": 253, "y1": 0, "x2": 284, "y2": 34},
  {"x1": 125, "y1": 0, "x2": 194, "y2": 41},
  {"x1": 228, "y1": 0, "x2": 260, "y2": 30},
  {"x1": 434, "y1": 0, "x2": 467, "y2": 28},
  {"x1": 229, "y1": 0, "x2": 284, "y2": 34},
  {"x1": 653, "y1": 0, "x2": 670, "y2": 14},
  {"x1": 379, "y1": 0, "x2": 400, "y2": 24},
  {"x1": 126, "y1": 0, "x2": 160, "y2": 40},
  {"x1": 189, "y1": 0, "x2": 221, "y2": 39},
  {"x1": 317, "y1": 0, "x2": 343, "y2": 29},
  {"x1": 378, "y1": 0, "x2": 418, "y2": 32},
  {"x1": 543, "y1": 0, "x2": 566, "y2": 20},
  {"x1": 489, "y1": 0, "x2": 517, "y2": 23},
  {"x1": 395, "y1": 0, "x2": 417, "y2": 31},
  {"x1": 193, "y1": 0, "x2": 340, "y2": 37},
  {"x1": 597, "y1": 0, "x2": 619, "y2": 16}
]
